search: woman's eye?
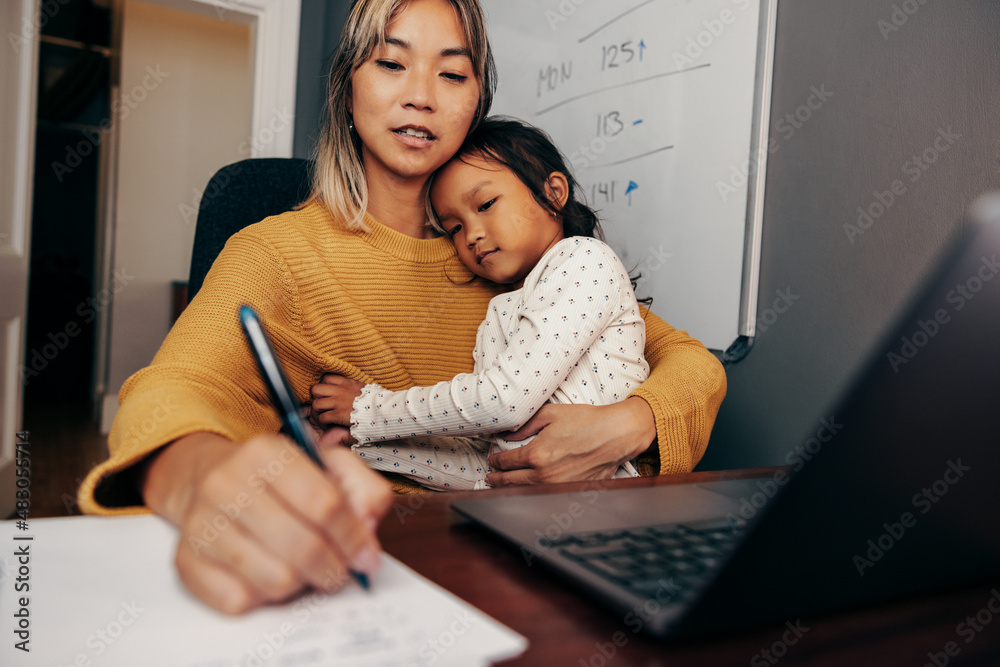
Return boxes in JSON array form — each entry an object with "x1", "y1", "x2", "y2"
[
  {"x1": 376, "y1": 60, "x2": 403, "y2": 71},
  {"x1": 442, "y1": 72, "x2": 468, "y2": 83},
  {"x1": 478, "y1": 198, "x2": 498, "y2": 213}
]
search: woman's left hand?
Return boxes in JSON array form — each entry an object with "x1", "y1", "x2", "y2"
[{"x1": 485, "y1": 397, "x2": 656, "y2": 486}]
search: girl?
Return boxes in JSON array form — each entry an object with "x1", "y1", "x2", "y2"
[
  {"x1": 77, "y1": 0, "x2": 726, "y2": 615},
  {"x1": 311, "y1": 117, "x2": 650, "y2": 490}
]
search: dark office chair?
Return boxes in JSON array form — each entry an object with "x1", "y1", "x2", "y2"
[{"x1": 187, "y1": 158, "x2": 315, "y2": 300}]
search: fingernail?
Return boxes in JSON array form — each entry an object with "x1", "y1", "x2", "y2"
[{"x1": 353, "y1": 546, "x2": 380, "y2": 574}]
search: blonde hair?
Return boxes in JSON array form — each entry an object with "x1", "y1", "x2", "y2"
[{"x1": 305, "y1": 0, "x2": 496, "y2": 231}]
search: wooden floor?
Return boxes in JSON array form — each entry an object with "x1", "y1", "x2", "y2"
[{"x1": 14, "y1": 402, "x2": 110, "y2": 519}]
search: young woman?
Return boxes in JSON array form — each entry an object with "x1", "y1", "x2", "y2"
[{"x1": 78, "y1": 0, "x2": 726, "y2": 615}]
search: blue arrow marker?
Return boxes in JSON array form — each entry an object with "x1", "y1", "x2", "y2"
[
  {"x1": 639, "y1": 40, "x2": 646, "y2": 61},
  {"x1": 625, "y1": 180, "x2": 638, "y2": 206}
]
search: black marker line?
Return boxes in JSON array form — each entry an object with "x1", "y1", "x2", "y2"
[
  {"x1": 595, "y1": 145, "x2": 674, "y2": 168},
  {"x1": 536, "y1": 63, "x2": 710, "y2": 116},
  {"x1": 578, "y1": 0, "x2": 659, "y2": 43}
]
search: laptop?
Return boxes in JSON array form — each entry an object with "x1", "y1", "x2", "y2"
[{"x1": 451, "y1": 193, "x2": 1000, "y2": 638}]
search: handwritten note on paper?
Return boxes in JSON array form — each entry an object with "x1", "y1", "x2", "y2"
[{"x1": 0, "y1": 516, "x2": 525, "y2": 666}]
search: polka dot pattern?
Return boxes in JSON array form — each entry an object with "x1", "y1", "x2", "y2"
[{"x1": 350, "y1": 237, "x2": 649, "y2": 490}]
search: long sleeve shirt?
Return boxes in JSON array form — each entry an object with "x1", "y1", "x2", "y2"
[{"x1": 351, "y1": 237, "x2": 650, "y2": 442}]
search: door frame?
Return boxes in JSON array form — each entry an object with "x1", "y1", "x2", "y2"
[
  {"x1": 96, "y1": 0, "x2": 301, "y2": 429},
  {"x1": 0, "y1": 0, "x2": 41, "y2": 518},
  {"x1": 138, "y1": 0, "x2": 301, "y2": 158}
]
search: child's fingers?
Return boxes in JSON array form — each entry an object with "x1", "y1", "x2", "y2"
[
  {"x1": 319, "y1": 374, "x2": 366, "y2": 393},
  {"x1": 311, "y1": 398, "x2": 351, "y2": 425},
  {"x1": 311, "y1": 396, "x2": 339, "y2": 412},
  {"x1": 319, "y1": 373, "x2": 354, "y2": 386},
  {"x1": 311, "y1": 382, "x2": 338, "y2": 398}
]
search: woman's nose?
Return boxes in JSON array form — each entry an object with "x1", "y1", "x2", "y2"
[{"x1": 402, "y1": 68, "x2": 435, "y2": 111}]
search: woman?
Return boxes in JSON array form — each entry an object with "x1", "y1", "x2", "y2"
[{"x1": 78, "y1": 0, "x2": 726, "y2": 615}]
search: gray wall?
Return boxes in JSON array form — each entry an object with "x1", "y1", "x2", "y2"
[
  {"x1": 699, "y1": 1, "x2": 1000, "y2": 469},
  {"x1": 293, "y1": 0, "x2": 351, "y2": 159},
  {"x1": 291, "y1": 1, "x2": 1000, "y2": 470}
]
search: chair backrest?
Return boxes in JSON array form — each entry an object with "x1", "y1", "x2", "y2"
[{"x1": 188, "y1": 157, "x2": 315, "y2": 299}]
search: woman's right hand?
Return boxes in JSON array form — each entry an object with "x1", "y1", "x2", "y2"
[{"x1": 141, "y1": 431, "x2": 393, "y2": 614}]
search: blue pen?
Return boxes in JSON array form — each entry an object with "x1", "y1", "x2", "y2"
[{"x1": 238, "y1": 305, "x2": 371, "y2": 590}]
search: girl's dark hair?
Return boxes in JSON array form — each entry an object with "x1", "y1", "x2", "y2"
[
  {"x1": 433, "y1": 116, "x2": 652, "y2": 305},
  {"x1": 439, "y1": 116, "x2": 603, "y2": 240}
]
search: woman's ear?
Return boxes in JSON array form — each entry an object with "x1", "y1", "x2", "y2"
[{"x1": 544, "y1": 171, "x2": 570, "y2": 211}]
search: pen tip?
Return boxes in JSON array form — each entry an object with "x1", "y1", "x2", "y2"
[{"x1": 352, "y1": 570, "x2": 371, "y2": 590}]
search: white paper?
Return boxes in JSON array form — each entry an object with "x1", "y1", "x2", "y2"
[{"x1": 0, "y1": 515, "x2": 525, "y2": 666}]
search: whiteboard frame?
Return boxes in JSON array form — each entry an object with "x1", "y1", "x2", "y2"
[{"x1": 726, "y1": 0, "x2": 779, "y2": 363}]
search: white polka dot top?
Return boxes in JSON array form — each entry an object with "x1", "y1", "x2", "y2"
[{"x1": 350, "y1": 237, "x2": 650, "y2": 443}]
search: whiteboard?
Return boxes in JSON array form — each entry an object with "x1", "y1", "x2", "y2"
[{"x1": 482, "y1": 0, "x2": 777, "y2": 355}]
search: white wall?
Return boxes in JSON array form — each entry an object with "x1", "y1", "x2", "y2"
[{"x1": 104, "y1": 0, "x2": 252, "y2": 429}]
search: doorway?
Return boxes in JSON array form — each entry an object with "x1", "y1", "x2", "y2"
[{"x1": 10, "y1": 0, "x2": 300, "y2": 518}]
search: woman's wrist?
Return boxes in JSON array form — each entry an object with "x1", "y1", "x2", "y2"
[
  {"x1": 615, "y1": 396, "x2": 657, "y2": 460},
  {"x1": 142, "y1": 432, "x2": 235, "y2": 525}
]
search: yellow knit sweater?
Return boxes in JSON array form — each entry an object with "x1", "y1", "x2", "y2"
[{"x1": 78, "y1": 203, "x2": 726, "y2": 515}]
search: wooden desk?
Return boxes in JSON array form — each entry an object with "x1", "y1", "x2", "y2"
[{"x1": 378, "y1": 469, "x2": 1000, "y2": 666}]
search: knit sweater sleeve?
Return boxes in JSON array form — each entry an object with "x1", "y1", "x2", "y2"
[
  {"x1": 77, "y1": 230, "x2": 303, "y2": 515},
  {"x1": 350, "y1": 239, "x2": 636, "y2": 442},
  {"x1": 630, "y1": 311, "x2": 727, "y2": 475}
]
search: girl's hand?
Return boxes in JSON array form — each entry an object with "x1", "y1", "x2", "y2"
[
  {"x1": 310, "y1": 374, "x2": 366, "y2": 427},
  {"x1": 485, "y1": 397, "x2": 655, "y2": 486},
  {"x1": 142, "y1": 431, "x2": 394, "y2": 615}
]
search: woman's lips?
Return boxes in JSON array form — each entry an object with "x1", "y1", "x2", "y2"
[{"x1": 392, "y1": 125, "x2": 436, "y2": 147}]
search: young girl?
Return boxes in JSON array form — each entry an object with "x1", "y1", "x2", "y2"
[{"x1": 312, "y1": 117, "x2": 650, "y2": 490}]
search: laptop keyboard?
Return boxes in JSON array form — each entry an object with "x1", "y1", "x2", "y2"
[{"x1": 548, "y1": 520, "x2": 743, "y2": 602}]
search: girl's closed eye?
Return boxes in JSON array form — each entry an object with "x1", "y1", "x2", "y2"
[
  {"x1": 442, "y1": 71, "x2": 468, "y2": 83},
  {"x1": 376, "y1": 59, "x2": 403, "y2": 72}
]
